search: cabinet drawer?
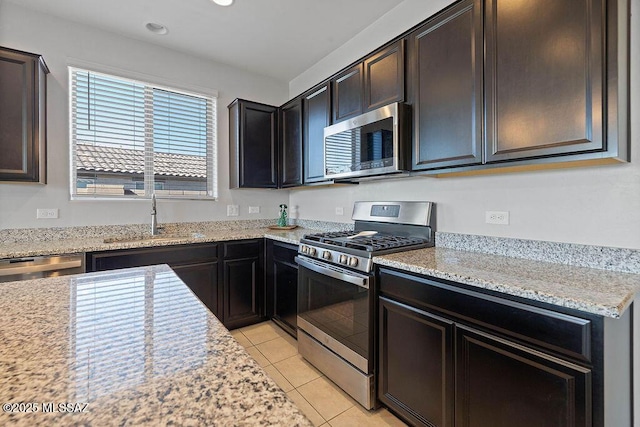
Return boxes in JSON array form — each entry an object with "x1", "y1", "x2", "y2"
[
  {"x1": 379, "y1": 268, "x2": 592, "y2": 363},
  {"x1": 272, "y1": 242, "x2": 298, "y2": 265},
  {"x1": 223, "y1": 239, "x2": 262, "y2": 259}
]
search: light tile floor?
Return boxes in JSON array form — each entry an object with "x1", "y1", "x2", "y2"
[{"x1": 231, "y1": 321, "x2": 407, "y2": 427}]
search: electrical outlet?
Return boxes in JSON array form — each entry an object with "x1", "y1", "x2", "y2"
[
  {"x1": 227, "y1": 205, "x2": 239, "y2": 217},
  {"x1": 248, "y1": 206, "x2": 260, "y2": 214},
  {"x1": 335, "y1": 207, "x2": 344, "y2": 216},
  {"x1": 36, "y1": 208, "x2": 59, "y2": 219},
  {"x1": 485, "y1": 211, "x2": 509, "y2": 225}
]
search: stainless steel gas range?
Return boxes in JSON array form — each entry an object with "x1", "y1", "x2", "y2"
[{"x1": 295, "y1": 201, "x2": 435, "y2": 409}]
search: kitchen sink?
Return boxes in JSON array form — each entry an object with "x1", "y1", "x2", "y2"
[{"x1": 103, "y1": 234, "x2": 201, "y2": 244}]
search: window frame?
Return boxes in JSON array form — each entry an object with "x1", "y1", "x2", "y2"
[{"x1": 68, "y1": 65, "x2": 218, "y2": 201}]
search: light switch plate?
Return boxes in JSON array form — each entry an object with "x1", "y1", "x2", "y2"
[{"x1": 248, "y1": 206, "x2": 260, "y2": 214}]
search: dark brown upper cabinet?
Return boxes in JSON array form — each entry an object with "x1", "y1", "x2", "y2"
[
  {"x1": 0, "y1": 46, "x2": 48, "y2": 184},
  {"x1": 410, "y1": 0, "x2": 483, "y2": 171},
  {"x1": 303, "y1": 82, "x2": 331, "y2": 184},
  {"x1": 228, "y1": 99, "x2": 279, "y2": 189},
  {"x1": 331, "y1": 63, "x2": 363, "y2": 123},
  {"x1": 332, "y1": 40, "x2": 406, "y2": 124},
  {"x1": 408, "y1": 0, "x2": 628, "y2": 174},
  {"x1": 279, "y1": 97, "x2": 303, "y2": 188},
  {"x1": 484, "y1": 0, "x2": 614, "y2": 163},
  {"x1": 364, "y1": 40, "x2": 405, "y2": 111}
]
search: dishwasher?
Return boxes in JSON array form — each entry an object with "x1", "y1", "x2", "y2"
[{"x1": 0, "y1": 254, "x2": 85, "y2": 282}]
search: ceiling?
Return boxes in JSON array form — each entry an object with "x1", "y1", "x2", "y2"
[{"x1": 7, "y1": 0, "x2": 403, "y2": 82}]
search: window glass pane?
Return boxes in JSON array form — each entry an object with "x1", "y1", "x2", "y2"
[
  {"x1": 70, "y1": 68, "x2": 216, "y2": 199},
  {"x1": 153, "y1": 89, "x2": 208, "y2": 197}
]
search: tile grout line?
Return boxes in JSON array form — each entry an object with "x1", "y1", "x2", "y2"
[
  {"x1": 271, "y1": 355, "x2": 324, "y2": 389},
  {"x1": 236, "y1": 322, "x2": 399, "y2": 426},
  {"x1": 291, "y1": 385, "x2": 329, "y2": 425}
]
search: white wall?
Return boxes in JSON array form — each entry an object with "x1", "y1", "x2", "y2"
[
  {"x1": 0, "y1": 2, "x2": 290, "y2": 229},
  {"x1": 289, "y1": 0, "x2": 640, "y2": 250}
]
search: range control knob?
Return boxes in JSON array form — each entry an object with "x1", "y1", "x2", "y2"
[
  {"x1": 308, "y1": 247, "x2": 317, "y2": 257},
  {"x1": 322, "y1": 251, "x2": 332, "y2": 261},
  {"x1": 348, "y1": 257, "x2": 359, "y2": 267},
  {"x1": 301, "y1": 246, "x2": 308, "y2": 254},
  {"x1": 339, "y1": 254, "x2": 348, "y2": 264}
]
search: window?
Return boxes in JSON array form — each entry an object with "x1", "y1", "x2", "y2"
[{"x1": 69, "y1": 67, "x2": 217, "y2": 199}]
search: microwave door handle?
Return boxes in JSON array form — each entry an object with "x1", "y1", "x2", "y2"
[{"x1": 295, "y1": 256, "x2": 369, "y2": 289}]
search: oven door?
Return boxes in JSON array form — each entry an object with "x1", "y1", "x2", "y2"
[{"x1": 296, "y1": 255, "x2": 373, "y2": 374}]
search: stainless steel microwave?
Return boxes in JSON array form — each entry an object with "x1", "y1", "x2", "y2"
[{"x1": 323, "y1": 102, "x2": 410, "y2": 180}]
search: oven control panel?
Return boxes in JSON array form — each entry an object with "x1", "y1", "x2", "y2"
[{"x1": 299, "y1": 244, "x2": 372, "y2": 273}]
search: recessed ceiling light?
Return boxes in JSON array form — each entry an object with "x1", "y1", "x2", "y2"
[
  {"x1": 145, "y1": 22, "x2": 168, "y2": 35},
  {"x1": 212, "y1": 0, "x2": 234, "y2": 6}
]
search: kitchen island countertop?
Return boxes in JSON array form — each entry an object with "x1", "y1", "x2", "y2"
[{"x1": 0, "y1": 264, "x2": 312, "y2": 426}]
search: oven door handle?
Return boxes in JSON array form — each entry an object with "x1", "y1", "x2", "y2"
[{"x1": 295, "y1": 256, "x2": 369, "y2": 289}]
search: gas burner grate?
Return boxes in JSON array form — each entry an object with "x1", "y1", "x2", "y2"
[
  {"x1": 303, "y1": 231, "x2": 429, "y2": 252},
  {"x1": 303, "y1": 231, "x2": 354, "y2": 244}
]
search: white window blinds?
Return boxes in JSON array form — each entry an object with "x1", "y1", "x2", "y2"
[{"x1": 70, "y1": 67, "x2": 217, "y2": 199}]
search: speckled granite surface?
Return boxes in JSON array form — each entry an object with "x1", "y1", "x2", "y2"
[
  {"x1": 0, "y1": 219, "x2": 352, "y2": 245},
  {"x1": 0, "y1": 265, "x2": 312, "y2": 426},
  {"x1": 374, "y1": 247, "x2": 640, "y2": 318},
  {"x1": 0, "y1": 228, "x2": 313, "y2": 259},
  {"x1": 436, "y1": 232, "x2": 640, "y2": 274}
]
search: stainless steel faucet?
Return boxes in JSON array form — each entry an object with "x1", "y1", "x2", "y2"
[{"x1": 151, "y1": 194, "x2": 159, "y2": 235}]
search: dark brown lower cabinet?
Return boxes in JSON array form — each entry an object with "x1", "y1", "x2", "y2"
[
  {"x1": 87, "y1": 239, "x2": 267, "y2": 330},
  {"x1": 378, "y1": 267, "x2": 632, "y2": 427},
  {"x1": 171, "y1": 262, "x2": 219, "y2": 318},
  {"x1": 221, "y1": 239, "x2": 266, "y2": 330},
  {"x1": 87, "y1": 243, "x2": 220, "y2": 317},
  {"x1": 455, "y1": 325, "x2": 591, "y2": 427},
  {"x1": 380, "y1": 295, "x2": 591, "y2": 427},
  {"x1": 378, "y1": 296, "x2": 454, "y2": 427},
  {"x1": 266, "y1": 240, "x2": 298, "y2": 337}
]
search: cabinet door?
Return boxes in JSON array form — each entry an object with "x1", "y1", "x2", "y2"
[
  {"x1": 303, "y1": 83, "x2": 331, "y2": 184},
  {"x1": 272, "y1": 258, "x2": 298, "y2": 336},
  {"x1": 364, "y1": 40, "x2": 405, "y2": 111},
  {"x1": 379, "y1": 296, "x2": 454, "y2": 427},
  {"x1": 484, "y1": 0, "x2": 605, "y2": 162},
  {"x1": 0, "y1": 47, "x2": 48, "y2": 183},
  {"x1": 456, "y1": 325, "x2": 591, "y2": 427},
  {"x1": 279, "y1": 98, "x2": 303, "y2": 187},
  {"x1": 171, "y1": 262, "x2": 219, "y2": 317},
  {"x1": 222, "y1": 256, "x2": 263, "y2": 329},
  {"x1": 411, "y1": 0, "x2": 483, "y2": 171},
  {"x1": 332, "y1": 64, "x2": 363, "y2": 123},
  {"x1": 229, "y1": 99, "x2": 278, "y2": 188}
]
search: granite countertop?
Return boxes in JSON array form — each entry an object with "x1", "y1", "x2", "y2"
[
  {"x1": 3, "y1": 223, "x2": 638, "y2": 319},
  {"x1": 0, "y1": 264, "x2": 312, "y2": 426},
  {"x1": 0, "y1": 228, "x2": 310, "y2": 259},
  {"x1": 374, "y1": 247, "x2": 640, "y2": 319}
]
